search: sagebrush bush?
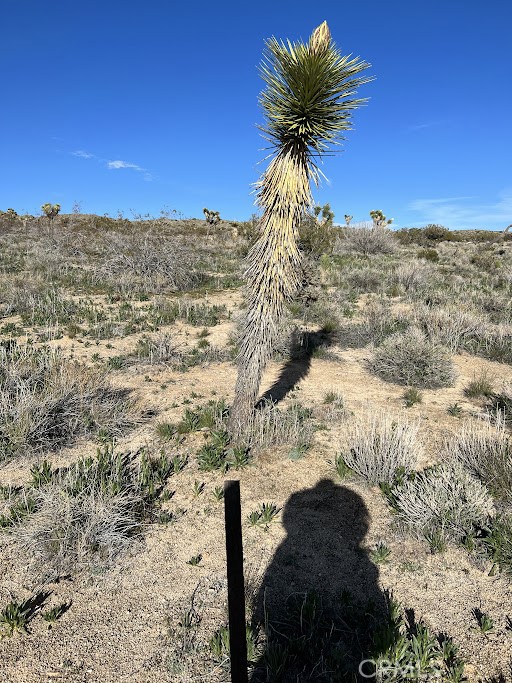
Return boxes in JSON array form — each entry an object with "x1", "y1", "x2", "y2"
[
  {"x1": 336, "y1": 223, "x2": 397, "y2": 256},
  {"x1": 359, "y1": 299, "x2": 409, "y2": 344},
  {"x1": 99, "y1": 231, "x2": 202, "y2": 292},
  {"x1": 392, "y1": 462, "x2": 494, "y2": 545},
  {"x1": 412, "y1": 305, "x2": 487, "y2": 353},
  {"x1": 0, "y1": 343, "x2": 133, "y2": 458},
  {"x1": 340, "y1": 410, "x2": 421, "y2": 484},
  {"x1": 391, "y1": 261, "x2": 432, "y2": 293},
  {"x1": 448, "y1": 415, "x2": 512, "y2": 502},
  {"x1": 370, "y1": 327, "x2": 456, "y2": 388}
]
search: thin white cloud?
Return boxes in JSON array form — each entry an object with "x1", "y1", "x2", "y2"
[
  {"x1": 408, "y1": 190, "x2": 512, "y2": 229},
  {"x1": 405, "y1": 121, "x2": 443, "y2": 133},
  {"x1": 71, "y1": 149, "x2": 153, "y2": 181},
  {"x1": 107, "y1": 159, "x2": 143, "y2": 170},
  {"x1": 72, "y1": 150, "x2": 95, "y2": 159}
]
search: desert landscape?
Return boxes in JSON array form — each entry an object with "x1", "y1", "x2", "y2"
[{"x1": 0, "y1": 209, "x2": 511, "y2": 682}]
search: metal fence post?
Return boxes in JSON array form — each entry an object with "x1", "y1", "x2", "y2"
[{"x1": 224, "y1": 480, "x2": 249, "y2": 683}]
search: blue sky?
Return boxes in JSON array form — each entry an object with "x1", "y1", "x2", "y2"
[{"x1": 2, "y1": 0, "x2": 511, "y2": 229}]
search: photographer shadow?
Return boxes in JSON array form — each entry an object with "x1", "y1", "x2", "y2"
[{"x1": 250, "y1": 479, "x2": 386, "y2": 682}]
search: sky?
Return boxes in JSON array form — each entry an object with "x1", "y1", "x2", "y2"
[{"x1": 1, "y1": 0, "x2": 511, "y2": 230}]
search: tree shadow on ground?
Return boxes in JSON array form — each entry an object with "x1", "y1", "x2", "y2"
[
  {"x1": 250, "y1": 479, "x2": 387, "y2": 682},
  {"x1": 258, "y1": 329, "x2": 335, "y2": 406}
]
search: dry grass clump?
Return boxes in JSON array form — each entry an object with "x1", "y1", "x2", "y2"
[
  {"x1": 370, "y1": 327, "x2": 456, "y2": 388},
  {"x1": 1, "y1": 280, "x2": 78, "y2": 326},
  {"x1": 336, "y1": 223, "x2": 397, "y2": 256},
  {"x1": 340, "y1": 410, "x2": 421, "y2": 484},
  {"x1": 0, "y1": 343, "x2": 133, "y2": 458},
  {"x1": 134, "y1": 333, "x2": 181, "y2": 365},
  {"x1": 448, "y1": 415, "x2": 512, "y2": 502},
  {"x1": 249, "y1": 401, "x2": 314, "y2": 453},
  {"x1": 391, "y1": 462, "x2": 494, "y2": 545}
]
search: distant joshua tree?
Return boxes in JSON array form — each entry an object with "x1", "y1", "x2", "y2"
[
  {"x1": 229, "y1": 21, "x2": 372, "y2": 439},
  {"x1": 344, "y1": 214, "x2": 353, "y2": 226},
  {"x1": 370, "y1": 209, "x2": 393, "y2": 228},
  {"x1": 41, "y1": 203, "x2": 61, "y2": 236},
  {"x1": 202, "y1": 207, "x2": 220, "y2": 234}
]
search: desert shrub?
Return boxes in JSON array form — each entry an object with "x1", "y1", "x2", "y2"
[
  {"x1": 340, "y1": 411, "x2": 421, "y2": 484},
  {"x1": 391, "y1": 462, "x2": 494, "y2": 546},
  {"x1": 298, "y1": 213, "x2": 336, "y2": 257},
  {"x1": 0, "y1": 343, "x2": 133, "y2": 458},
  {"x1": 391, "y1": 261, "x2": 432, "y2": 293},
  {"x1": 14, "y1": 444, "x2": 175, "y2": 574},
  {"x1": 97, "y1": 232, "x2": 203, "y2": 292},
  {"x1": 448, "y1": 415, "x2": 512, "y2": 502},
  {"x1": 336, "y1": 223, "x2": 397, "y2": 256},
  {"x1": 370, "y1": 327, "x2": 456, "y2": 388},
  {"x1": 412, "y1": 304, "x2": 487, "y2": 353},
  {"x1": 488, "y1": 385, "x2": 512, "y2": 424},
  {"x1": 359, "y1": 299, "x2": 410, "y2": 345},
  {"x1": 469, "y1": 327, "x2": 512, "y2": 365},
  {"x1": 347, "y1": 267, "x2": 383, "y2": 293},
  {"x1": 416, "y1": 248, "x2": 439, "y2": 262},
  {"x1": 1, "y1": 282, "x2": 79, "y2": 326},
  {"x1": 423, "y1": 224, "x2": 453, "y2": 242}
]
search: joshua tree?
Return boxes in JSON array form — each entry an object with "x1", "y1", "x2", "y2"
[
  {"x1": 41, "y1": 203, "x2": 61, "y2": 237},
  {"x1": 203, "y1": 207, "x2": 220, "y2": 226},
  {"x1": 313, "y1": 203, "x2": 334, "y2": 226},
  {"x1": 369, "y1": 209, "x2": 393, "y2": 229},
  {"x1": 229, "y1": 21, "x2": 371, "y2": 438},
  {"x1": 344, "y1": 214, "x2": 353, "y2": 226}
]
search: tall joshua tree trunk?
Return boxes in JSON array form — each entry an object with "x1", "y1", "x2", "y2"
[{"x1": 229, "y1": 22, "x2": 372, "y2": 440}]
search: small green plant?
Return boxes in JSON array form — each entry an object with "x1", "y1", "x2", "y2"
[
  {"x1": 192, "y1": 481, "x2": 205, "y2": 497},
  {"x1": 483, "y1": 516, "x2": 512, "y2": 576},
  {"x1": 334, "y1": 453, "x2": 353, "y2": 479},
  {"x1": 42, "y1": 601, "x2": 71, "y2": 628},
  {"x1": 30, "y1": 460, "x2": 53, "y2": 487},
  {"x1": 171, "y1": 453, "x2": 188, "y2": 473},
  {"x1": 209, "y1": 623, "x2": 259, "y2": 664},
  {"x1": 288, "y1": 442, "x2": 309, "y2": 460},
  {"x1": 425, "y1": 528, "x2": 448, "y2": 554},
  {"x1": 248, "y1": 502, "x2": 281, "y2": 530},
  {"x1": 370, "y1": 541, "x2": 391, "y2": 564},
  {"x1": 447, "y1": 402, "x2": 463, "y2": 417},
  {"x1": 225, "y1": 446, "x2": 251, "y2": 470},
  {"x1": 155, "y1": 422, "x2": 177, "y2": 441},
  {"x1": 186, "y1": 554, "x2": 202, "y2": 566},
  {"x1": 212, "y1": 486, "x2": 224, "y2": 502},
  {"x1": 402, "y1": 387, "x2": 422, "y2": 408},
  {"x1": 209, "y1": 624, "x2": 230, "y2": 662},
  {"x1": 472, "y1": 608, "x2": 494, "y2": 634},
  {"x1": 0, "y1": 599, "x2": 32, "y2": 636},
  {"x1": 0, "y1": 593, "x2": 48, "y2": 637}
]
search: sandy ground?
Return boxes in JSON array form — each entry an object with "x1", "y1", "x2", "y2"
[{"x1": 1, "y1": 289, "x2": 512, "y2": 682}]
